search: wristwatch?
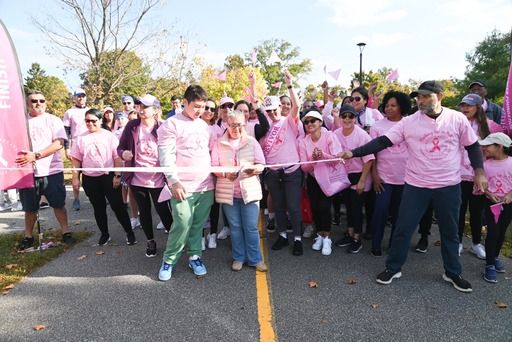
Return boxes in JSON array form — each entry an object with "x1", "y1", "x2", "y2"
[
  {"x1": 34, "y1": 152, "x2": 42, "y2": 159},
  {"x1": 114, "y1": 174, "x2": 122, "y2": 178}
]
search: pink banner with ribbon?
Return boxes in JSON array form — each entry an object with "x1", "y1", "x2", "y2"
[
  {"x1": 501, "y1": 35, "x2": 512, "y2": 138},
  {"x1": 0, "y1": 20, "x2": 33, "y2": 190}
]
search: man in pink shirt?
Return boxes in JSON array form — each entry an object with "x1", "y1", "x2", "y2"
[
  {"x1": 15, "y1": 90, "x2": 76, "y2": 250},
  {"x1": 157, "y1": 85, "x2": 214, "y2": 281},
  {"x1": 62, "y1": 88, "x2": 90, "y2": 211},
  {"x1": 341, "y1": 81, "x2": 488, "y2": 293}
]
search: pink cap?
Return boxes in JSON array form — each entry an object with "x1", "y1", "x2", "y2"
[{"x1": 219, "y1": 97, "x2": 235, "y2": 106}]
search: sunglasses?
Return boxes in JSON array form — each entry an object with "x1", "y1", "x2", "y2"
[
  {"x1": 134, "y1": 100, "x2": 141, "y2": 105},
  {"x1": 349, "y1": 96, "x2": 362, "y2": 102},
  {"x1": 205, "y1": 106, "x2": 216, "y2": 112},
  {"x1": 340, "y1": 113, "x2": 356, "y2": 119},
  {"x1": 220, "y1": 103, "x2": 234, "y2": 109},
  {"x1": 84, "y1": 119, "x2": 99, "y2": 124},
  {"x1": 229, "y1": 123, "x2": 245, "y2": 129},
  {"x1": 30, "y1": 99, "x2": 46, "y2": 104},
  {"x1": 122, "y1": 102, "x2": 132, "y2": 105},
  {"x1": 303, "y1": 119, "x2": 319, "y2": 125}
]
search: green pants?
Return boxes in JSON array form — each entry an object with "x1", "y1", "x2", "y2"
[{"x1": 162, "y1": 190, "x2": 214, "y2": 265}]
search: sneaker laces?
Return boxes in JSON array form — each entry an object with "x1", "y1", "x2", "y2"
[
  {"x1": 190, "y1": 258, "x2": 203, "y2": 267},
  {"x1": 162, "y1": 262, "x2": 172, "y2": 271}
]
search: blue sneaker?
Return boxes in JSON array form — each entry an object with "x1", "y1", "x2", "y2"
[
  {"x1": 484, "y1": 265, "x2": 497, "y2": 283},
  {"x1": 494, "y1": 257, "x2": 505, "y2": 273},
  {"x1": 158, "y1": 261, "x2": 173, "y2": 281},
  {"x1": 72, "y1": 198, "x2": 80, "y2": 211},
  {"x1": 188, "y1": 256, "x2": 207, "y2": 277}
]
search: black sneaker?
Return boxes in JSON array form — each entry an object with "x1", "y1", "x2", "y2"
[
  {"x1": 335, "y1": 235, "x2": 354, "y2": 247},
  {"x1": 292, "y1": 240, "x2": 303, "y2": 256},
  {"x1": 126, "y1": 232, "x2": 137, "y2": 245},
  {"x1": 62, "y1": 232, "x2": 76, "y2": 244},
  {"x1": 39, "y1": 202, "x2": 50, "y2": 209},
  {"x1": 332, "y1": 214, "x2": 341, "y2": 225},
  {"x1": 442, "y1": 273, "x2": 472, "y2": 293},
  {"x1": 146, "y1": 240, "x2": 157, "y2": 257},
  {"x1": 18, "y1": 237, "x2": 35, "y2": 251},
  {"x1": 266, "y1": 218, "x2": 276, "y2": 234},
  {"x1": 376, "y1": 269, "x2": 402, "y2": 284},
  {"x1": 348, "y1": 239, "x2": 362, "y2": 254},
  {"x1": 271, "y1": 236, "x2": 289, "y2": 250},
  {"x1": 98, "y1": 234, "x2": 111, "y2": 246},
  {"x1": 371, "y1": 248, "x2": 382, "y2": 257},
  {"x1": 415, "y1": 237, "x2": 428, "y2": 253}
]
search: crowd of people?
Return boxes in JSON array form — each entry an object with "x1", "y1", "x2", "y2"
[{"x1": 6, "y1": 72, "x2": 512, "y2": 292}]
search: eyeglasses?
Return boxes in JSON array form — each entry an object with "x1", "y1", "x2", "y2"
[
  {"x1": 340, "y1": 113, "x2": 356, "y2": 119},
  {"x1": 84, "y1": 119, "x2": 99, "y2": 124},
  {"x1": 122, "y1": 102, "x2": 132, "y2": 105},
  {"x1": 349, "y1": 96, "x2": 362, "y2": 102},
  {"x1": 205, "y1": 106, "x2": 216, "y2": 112},
  {"x1": 303, "y1": 119, "x2": 319, "y2": 125},
  {"x1": 229, "y1": 123, "x2": 245, "y2": 129},
  {"x1": 134, "y1": 100, "x2": 141, "y2": 105},
  {"x1": 220, "y1": 103, "x2": 234, "y2": 109},
  {"x1": 30, "y1": 99, "x2": 46, "y2": 104}
]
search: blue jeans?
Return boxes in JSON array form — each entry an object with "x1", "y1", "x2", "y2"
[
  {"x1": 223, "y1": 198, "x2": 263, "y2": 265},
  {"x1": 386, "y1": 184, "x2": 462, "y2": 277},
  {"x1": 372, "y1": 183, "x2": 404, "y2": 249}
]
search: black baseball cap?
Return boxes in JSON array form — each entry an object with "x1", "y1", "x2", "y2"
[
  {"x1": 469, "y1": 79, "x2": 488, "y2": 89},
  {"x1": 410, "y1": 80, "x2": 444, "y2": 98}
]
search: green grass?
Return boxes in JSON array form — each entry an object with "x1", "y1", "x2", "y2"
[{"x1": 0, "y1": 230, "x2": 92, "y2": 291}]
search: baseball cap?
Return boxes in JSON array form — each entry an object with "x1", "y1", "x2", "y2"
[
  {"x1": 122, "y1": 95, "x2": 134, "y2": 103},
  {"x1": 301, "y1": 111, "x2": 323, "y2": 122},
  {"x1": 115, "y1": 112, "x2": 128, "y2": 120},
  {"x1": 339, "y1": 105, "x2": 357, "y2": 116},
  {"x1": 219, "y1": 97, "x2": 235, "y2": 106},
  {"x1": 74, "y1": 88, "x2": 86, "y2": 96},
  {"x1": 315, "y1": 100, "x2": 324, "y2": 108},
  {"x1": 263, "y1": 96, "x2": 281, "y2": 110},
  {"x1": 138, "y1": 94, "x2": 160, "y2": 109},
  {"x1": 458, "y1": 94, "x2": 483, "y2": 107},
  {"x1": 103, "y1": 107, "x2": 114, "y2": 114},
  {"x1": 410, "y1": 81, "x2": 444, "y2": 98},
  {"x1": 469, "y1": 79, "x2": 488, "y2": 89},
  {"x1": 478, "y1": 133, "x2": 512, "y2": 147}
]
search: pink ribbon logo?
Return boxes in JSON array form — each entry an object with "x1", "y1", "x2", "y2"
[
  {"x1": 495, "y1": 180, "x2": 505, "y2": 194},
  {"x1": 429, "y1": 138, "x2": 441, "y2": 152}
]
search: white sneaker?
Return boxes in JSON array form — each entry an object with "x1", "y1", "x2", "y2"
[
  {"x1": 207, "y1": 233, "x2": 217, "y2": 249},
  {"x1": 322, "y1": 237, "x2": 332, "y2": 256},
  {"x1": 264, "y1": 208, "x2": 268, "y2": 216},
  {"x1": 458, "y1": 243, "x2": 464, "y2": 255},
  {"x1": 201, "y1": 237, "x2": 206, "y2": 251},
  {"x1": 470, "y1": 243, "x2": 486, "y2": 260},
  {"x1": 312, "y1": 235, "x2": 324, "y2": 251},
  {"x1": 11, "y1": 202, "x2": 22, "y2": 212},
  {"x1": 130, "y1": 217, "x2": 141, "y2": 229},
  {"x1": 217, "y1": 226, "x2": 230, "y2": 240},
  {"x1": 156, "y1": 221, "x2": 164, "y2": 230},
  {"x1": 303, "y1": 224, "x2": 314, "y2": 238}
]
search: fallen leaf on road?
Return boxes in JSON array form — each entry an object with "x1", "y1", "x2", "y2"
[
  {"x1": 33, "y1": 325, "x2": 46, "y2": 331},
  {"x1": 371, "y1": 304, "x2": 379, "y2": 309},
  {"x1": 2, "y1": 291, "x2": 10, "y2": 296},
  {"x1": 347, "y1": 279, "x2": 357, "y2": 285},
  {"x1": 309, "y1": 281, "x2": 318, "y2": 288},
  {"x1": 495, "y1": 301, "x2": 508, "y2": 308},
  {"x1": 434, "y1": 240, "x2": 441, "y2": 246},
  {"x1": 75, "y1": 221, "x2": 81, "y2": 225},
  {"x1": 77, "y1": 255, "x2": 87, "y2": 260},
  {"x1": 115, "y1": 250, "x2": 124, "y2": 255},
  {"x1": 321, "y1": 320, "x2": 329, "y2": 324},
  {"x1": 95, "y1": 251, "x2": 105, "y2": 255},
  {"x1": 5, "y1": 264, "x2": 18, "y2": 269},
  {"x1": 4, "y1": 284, "x2": 15, "y2": 290}
]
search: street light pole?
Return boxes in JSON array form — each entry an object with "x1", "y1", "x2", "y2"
[{"x1": 357, "y1": 42, "x2": 366, "y2": 85}]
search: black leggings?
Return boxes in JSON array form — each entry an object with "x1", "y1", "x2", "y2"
[
  {"x1": 458, "y1": 180, "x2": 484, "y2": 244},
  {"x1": 82, "y1": 173, "x2": 131, "y2": 236},
  {"x1": 130, "y1": 185, "x2": 173, "y2": 241},
  {"x1": 306, "y1": 175, "x2": 333, "y2": 233},
  {"x1": 484, "y1": 199, "x2": 512, "y2": 266}
]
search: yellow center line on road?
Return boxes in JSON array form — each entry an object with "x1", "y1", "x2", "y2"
[{"x1": 256, "y1": 210, "x2": 276, "y2": 342}]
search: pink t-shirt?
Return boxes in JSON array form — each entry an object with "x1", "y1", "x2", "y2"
[
  {"x1": 62, "y1": 106, "x2": 89, "y2": 139},
  {"x1": 131, "y1": 124, "x2": 165, "y2": 188},
  {"x1": 259, "y1": 114, "x2": 301, "y2": 173},
  {"x1": 70, "y1": 129, "x2": 120, "y2": 177},
  {"x1": 299, "y1": 131, "x2": 342, "y2": 178},
  {"x1": 333, "y1": 125, "x2": 374, "y2": 191},
  {"x1": 157, "y1": 111, "x2": 214, "y2": 193},
  {"x1": 28, "y1": 113, "x2": 67, "y2": 177},
  {"x1": 370, "y1": 118, "x2": 408, "y2": 185},
  {"x1": 482, "y1": 157, "x2": 512, "y2": 199},
  {"x1": 385, "y1": 108, "x2": 479, "y2": 189}
]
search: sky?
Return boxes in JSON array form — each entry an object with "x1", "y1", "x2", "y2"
[{"x1": 1, "y1": 0, "x2": 511, "y2": 92}]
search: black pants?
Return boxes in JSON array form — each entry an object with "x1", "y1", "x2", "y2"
[
  {"x1": 458, "y1": 180, "x2": 484, "y2": 244},
  {"x1": 82, "y1": 173, "x2": 131, "y2": 236},
  {"x1": 306, "y1": 175, "x2": 333, "y2": 233},
  {"x1": 343, "y1": 188, "x2": 367, "y2": 234},
  {"x1": 484, "y1": 199, "x2": 512, "y2": 265},
  {"x1": 130, "y1": 185, "x2": 173, "y2": 241}
]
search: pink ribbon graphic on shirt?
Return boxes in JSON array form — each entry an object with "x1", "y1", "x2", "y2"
[
  {"x1": 495, "y1": 180, "x2": 505, "y2": 194},
  {"x1": 429, "y1": 138, "x2": 441, "y2": 152},
  {"x1": 490, "y1": 202, "x2": 503, "y2": 224}
]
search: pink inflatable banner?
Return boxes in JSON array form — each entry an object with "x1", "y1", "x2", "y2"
[
  {"x1": 0, "y1": 19, "x2": 34, "y2": 190},
  {"x1": 501, "y1": 39, "x2": 512, "y2": 138}
]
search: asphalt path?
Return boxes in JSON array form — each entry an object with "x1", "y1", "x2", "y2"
[{"x1": 0, "y1": 187, "x2": 511, "y2": 342}]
